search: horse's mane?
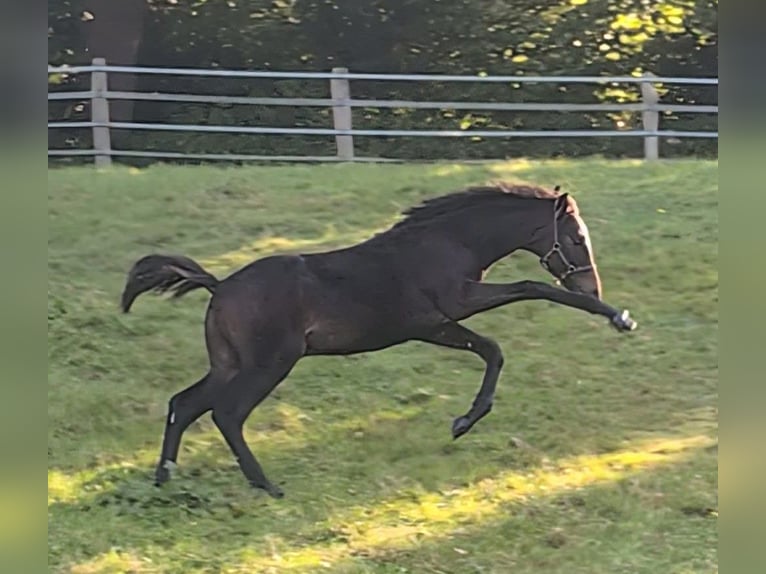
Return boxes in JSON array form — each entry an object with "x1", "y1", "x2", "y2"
[{"x1": 391, "y1": 181, "x2": 563, "y2": 231}]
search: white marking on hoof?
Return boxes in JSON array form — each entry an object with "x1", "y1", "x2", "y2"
[
  {"x1": 163, "y1": 460, "x2": 176, "y2": 471},
  {"x1": 169, "y1": 411, "x2": 175, "y2": 424}
]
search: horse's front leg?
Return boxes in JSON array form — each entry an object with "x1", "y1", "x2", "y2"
[
  {"x1": 416, "y1": 321, "x2": 504, "y2": 439},
  {"x1": 455, "y1": 280, "x2": 636, "y2": 331}
]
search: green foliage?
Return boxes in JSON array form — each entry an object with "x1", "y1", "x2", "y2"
[
  {"x1": 48, "y1": 159, "x2": 717, "y2": 572},
  {"x1": 48, "y1": 1, "x2": 717, "y2": 161}
]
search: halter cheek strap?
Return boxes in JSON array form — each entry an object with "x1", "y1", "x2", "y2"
[{"x1": 539, "y1": 200, "x2": 593, "y2": 282}]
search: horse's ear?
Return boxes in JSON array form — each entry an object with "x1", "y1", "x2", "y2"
[
  {"x1": 554, "y1": 192, "x2": 569, "y2": 214},
  {"x1": 554, "y1": 185, "x2": 561, "y2": 192}
]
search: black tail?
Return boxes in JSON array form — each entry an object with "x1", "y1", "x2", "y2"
[{"x1": 120, "y1": 254, "x2": 220, "y2": 313}]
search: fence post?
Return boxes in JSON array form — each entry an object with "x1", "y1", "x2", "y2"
[
  {"x1": 90, "y1": 57, "x2": 112, "y2": 167},
  {"x1": 330, "y1": 67, "x2": 354, "y2": 161},
  {"x1": 640, "y1": 72, "x2": 659, "y2": 160}
]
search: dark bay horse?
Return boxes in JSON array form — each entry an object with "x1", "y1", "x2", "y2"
[{"x1": 121, "y1": 182, "x2": 637, "y2": 498}]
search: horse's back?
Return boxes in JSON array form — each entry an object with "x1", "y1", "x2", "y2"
[{"x1": 206, "y1": 239, "x2": 472, "y2": 356}]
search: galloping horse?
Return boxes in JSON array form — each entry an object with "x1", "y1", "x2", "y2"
[{"x1": 121, "y1": 182, "x2": 637, "y2": 498}]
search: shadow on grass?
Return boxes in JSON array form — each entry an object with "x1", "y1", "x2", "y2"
[
  {"x1": 315, "y1": 452, "x2": 718, "y2": 574},
  {"x1": 58, "y1": 431, "x2": 716, "y2": 574}
]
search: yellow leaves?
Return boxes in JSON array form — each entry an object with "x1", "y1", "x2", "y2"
[
  {"x1": 570, "y1": 0, "x2": 588, "y2": 5},
  {"x1": 619, "y1": 32, "x2": 650, "y2": 46},
  {"x1": 605, "y1": 51, "x2": 621, "y2": 61},
  {"x1": 459, "y1": 114, "x2": 490, "y2": 133},
  {"x1": 599, "y1": 87, "x2": 640, "y2": 103},
  {"x1": 658, "y1": 3, "x2": 685, "y2": 18},
  {"x1": 611, "y1": 13, "x2": 643, "y2": 31},
  {"x1": 610, "y1": 3, "x2": 687, "y2": 37},
  {"x1": 503, "y1": 47, "x2": 531, "y2": 63},
  {"x1": 48, "y1": 73, "x2": 66, "y2": 85}
]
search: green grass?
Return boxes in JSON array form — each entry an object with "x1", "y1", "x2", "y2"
[{"x1": 48, "y1": 159, "x2": 718, "y2": 574}]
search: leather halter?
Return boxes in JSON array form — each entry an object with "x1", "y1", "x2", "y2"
[{"x1": 539, "y1": 200, "x2": 593, "y2": 282}]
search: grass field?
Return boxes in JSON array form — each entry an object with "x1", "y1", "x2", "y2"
[{"x1": 48, "y1": 159, "x2": 718, "y2": 574}]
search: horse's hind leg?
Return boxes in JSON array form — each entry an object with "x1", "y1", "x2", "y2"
[
  {"x1": 211, "y1": 339, "x2": 304, "y2": 498},
  {"x1": 155, "y1": 372, "x2": 220, "y2": 485},
  {"x1": 155, "y1": 305, "x2": 236, "y2": 486}
]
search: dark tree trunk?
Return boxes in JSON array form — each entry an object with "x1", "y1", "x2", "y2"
[{"x1": 84, "y1": 0, "x2": 146, "y2": 124}]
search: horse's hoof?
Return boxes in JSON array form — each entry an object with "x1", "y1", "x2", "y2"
[
  {"x1": 154, "y1": 461, "x2": 173, "y2": 486},
  {"x1": 269, "y1": 487, "x2": 285, "y2": 499},
  {"x1": 612, "y1": 309, "x2": 637, "y2": 332},
  {"x1": 253, "y1": 481, "x2": 284, "y2": 499},
  {"x1": 451, "y1": 415, "x2": 473, "y2": 440}
]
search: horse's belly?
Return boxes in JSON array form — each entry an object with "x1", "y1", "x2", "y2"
[{"x1": 303, "y1": 313, "x2": 409, "y2": 355}]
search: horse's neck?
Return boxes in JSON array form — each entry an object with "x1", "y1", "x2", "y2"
[{"x1": 450, "y1": 208, "x2": 534, "y2": 269}]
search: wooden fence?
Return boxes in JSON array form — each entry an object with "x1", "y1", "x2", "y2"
[{"x1": 48, "y1": 58, "x2": 718, "y2": 166}]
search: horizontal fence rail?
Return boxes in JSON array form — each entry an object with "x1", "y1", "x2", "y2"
[
  {"x1": 48, "y1": 121, "x2": 717, "y2": 139},
  {"x1": 48, "y1": 90, "x2": 718, "y2": 114},
  {"x1": 47, "y1": 64, "x2": 719, "y2": 85},
  {"x1": 48, "y1": 59, "x2": 718, "y2": 166}
]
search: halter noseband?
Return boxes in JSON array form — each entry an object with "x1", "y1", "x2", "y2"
[{"x1": 539, "y1": 199, "x2": 593, "y2": 282}]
